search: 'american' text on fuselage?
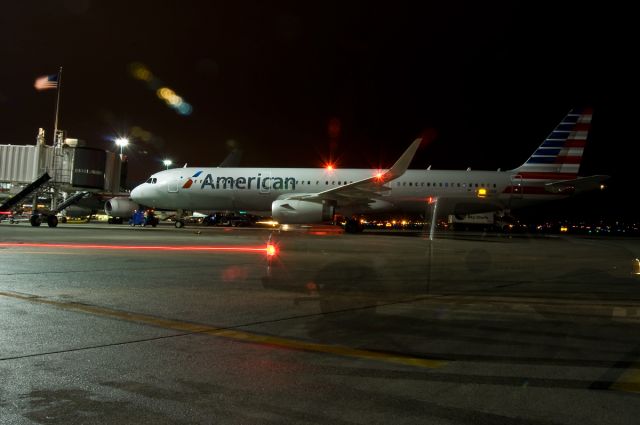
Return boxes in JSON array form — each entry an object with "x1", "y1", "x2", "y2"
[{"x1": 200, "y1": 174, "x2": 296, "y2": 190}]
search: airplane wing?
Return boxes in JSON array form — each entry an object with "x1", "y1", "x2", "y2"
[
  {"x1": 281, "y1": 138, "x2": 422, "y2": 205},
  {"x1": 544, "y1": 175, "x2": 610, "y2": 194}
]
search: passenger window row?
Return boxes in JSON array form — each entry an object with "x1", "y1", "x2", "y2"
[
  {"x1": 396, "y1": 181, "x2": 497, "y2": 188},
  {"x1": 295, "y1": 181, "x2": 356, "y2": 185}
]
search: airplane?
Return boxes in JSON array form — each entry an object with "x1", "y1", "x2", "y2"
[{"x1": 129, "y1": 108, "x2": 609, "y2": 233}]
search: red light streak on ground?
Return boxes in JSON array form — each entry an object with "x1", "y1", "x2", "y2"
[{"x1": 0, "y1": 242, "x2": 270, "y2": 254}]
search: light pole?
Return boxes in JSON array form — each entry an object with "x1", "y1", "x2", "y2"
[
  {"x1": 115, "y1": 137, "x2": 129, "y2": 157},
  {"x1": 163, "y1": 159, "x2": 172, "y2": 170}
]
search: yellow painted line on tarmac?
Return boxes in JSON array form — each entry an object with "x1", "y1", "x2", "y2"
[
  {"x1": 0, "y1": 290, "x2": 446, "y2": 369},
  {"x1": 610, "y1": 365, "x2": 640, "y2": 393},
  {"x1": 208, "y1": 329, "x2": 446, "y2": 368}
]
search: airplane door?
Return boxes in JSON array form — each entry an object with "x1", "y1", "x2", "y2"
[
  {"x1": 168, "y1": 180, "x2": 179, "y2": 193},
  {"x1": 259, "y1": 171, "x2": 271, "y2": 194},
  {"x1": 510, "y1": 174, "x2": 523, "y2": 199}
]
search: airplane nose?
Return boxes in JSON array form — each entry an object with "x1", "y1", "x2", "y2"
[{"x1": 130, "y1": 185, "x2": 146, "y2": 204}]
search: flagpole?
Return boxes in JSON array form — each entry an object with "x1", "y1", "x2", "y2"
[{"x1": 53, "y1": 66, "x2": 63, "y2": 146}]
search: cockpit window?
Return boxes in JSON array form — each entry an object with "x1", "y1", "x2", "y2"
[{"x1": 145, "y1": 178, "x2": 158, "y2": 184}]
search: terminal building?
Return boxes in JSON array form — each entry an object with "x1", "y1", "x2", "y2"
[{"x1": 0, "y1": 128, "x2": 126, "y2": 226}]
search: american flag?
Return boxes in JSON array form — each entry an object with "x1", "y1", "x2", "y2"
[{"x1": 34, "y1": 74, "x2": 58, "y2": 90}]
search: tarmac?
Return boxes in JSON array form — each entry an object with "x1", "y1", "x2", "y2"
[{"x1": 1, "y1": 221, "x2": 639, "y2": 424}]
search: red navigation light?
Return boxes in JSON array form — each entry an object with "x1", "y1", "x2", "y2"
[{"x1": 266, "y1": 243, "x2": 277, "y2": 257}]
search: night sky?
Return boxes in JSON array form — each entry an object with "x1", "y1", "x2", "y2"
[{"x1": 0, "y1": 2, "x2": 635, "y2": 220}]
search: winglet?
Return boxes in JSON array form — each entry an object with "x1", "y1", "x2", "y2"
[{"x1": 380, "y1": 138, "x2": 421, "y2": 182}]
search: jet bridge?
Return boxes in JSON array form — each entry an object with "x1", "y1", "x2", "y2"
[{"x1": 1, "y1": 131, "x2": 125, "y2": 227}]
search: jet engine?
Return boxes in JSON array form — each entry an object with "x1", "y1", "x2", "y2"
[
  {"x1": 272, "y1": 199, "x2": 335, "y2": 224},
  {"x1": 105, "y1": 197, "x2": 139, "y2": 218}
]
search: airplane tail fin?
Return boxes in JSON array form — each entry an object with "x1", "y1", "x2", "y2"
[{"x1": 512, "y1": 107, "x2": 593, "y2": 181}]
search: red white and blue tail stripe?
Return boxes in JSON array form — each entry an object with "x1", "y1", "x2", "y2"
[{"x1": 513, "y1": 108, "x2": 592, "y2": 181}]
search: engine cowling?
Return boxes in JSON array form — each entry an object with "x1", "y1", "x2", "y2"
[
  {"x1": 272, "y1": 199, "x2": 335, "y2": 224},
  {"x1": 105, "y1": 197, "x2": 139, "y2": 218}
]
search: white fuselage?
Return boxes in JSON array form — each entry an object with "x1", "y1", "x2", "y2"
[{"x1": 130, "y1": 167, "x2": 564, "y2": 217}]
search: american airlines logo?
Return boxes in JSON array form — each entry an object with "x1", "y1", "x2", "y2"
[{"x1": 181, "y1": 171, "x2": 203, "y2": 189}]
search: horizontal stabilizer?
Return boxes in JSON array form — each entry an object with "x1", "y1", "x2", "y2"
[
  {"x1": 219, "y1": 149, "x2": 243, "y2": 167},
  {"x1": 544, "y1": 175, "x2": 609, "y2": 194}
]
